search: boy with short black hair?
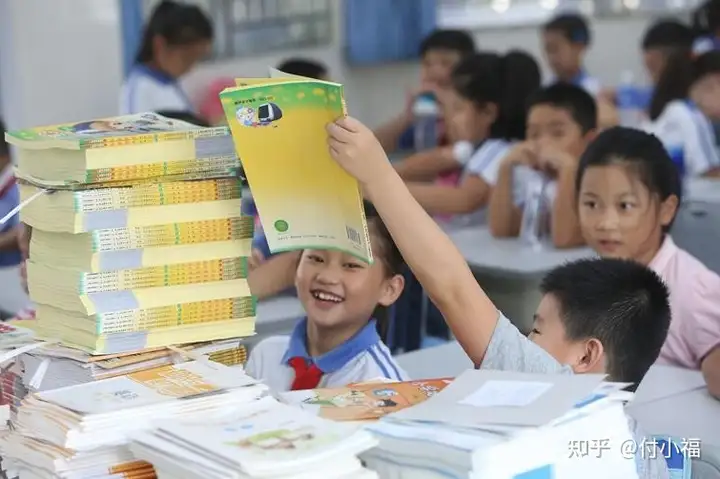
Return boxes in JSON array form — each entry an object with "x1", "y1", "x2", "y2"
[
  {"x1": 374, "y1": 29, "x2": 475, "y2": 152},
  {"x1": 542, "y1": 13, "x2": 600, "y2": 96},
  {"x1": 277, "y1": 58, "x2": 329, "y2": 80},
  {"x1": 325, "y1": 115, "x2": 672, "y2": 478},
  {"x1": 488, "y1": 83, "x2": 596, "y2": 248}
]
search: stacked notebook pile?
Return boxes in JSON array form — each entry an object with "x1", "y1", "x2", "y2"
[
  {"x1": 18, "y1": 340, "x2": 247, "y2": 391},
  {"x1": 6, "y1": 112, "x2": 258, "y2": 355},
  {"x1": 0, "y1": 361, "x2": 268, "y2": 478},
  {"x1": 130, "y1": 396, "x2": 379, "y2": 479},
  {"x1": 362, "y1": 370, "x2": 641, "y2": 479}
]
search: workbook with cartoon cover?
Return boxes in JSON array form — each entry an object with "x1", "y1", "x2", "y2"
[
  {"x1": 219, "y1": 73, "x2": 372, "y2": 263},
  {"x1": 280, "y1": 379, "x2": 453, "y2": 422}
]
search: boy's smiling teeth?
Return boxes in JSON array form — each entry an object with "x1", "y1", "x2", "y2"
[{"x1": 311, "y1": 290, "x2": 344, "y2": 302}]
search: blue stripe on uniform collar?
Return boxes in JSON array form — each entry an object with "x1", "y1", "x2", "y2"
[
  {"x1": 281, "y1": 318, "x2": 381, "y2": 374},
  {"x1": 132, "y1": 64, "x2": 177, "y2": 85}
]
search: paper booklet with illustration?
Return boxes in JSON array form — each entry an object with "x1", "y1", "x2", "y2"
[
  {"x1": 281, "y1": 379, "x2": 453, "y2": 422},
  {"x1": 130, "y1": 396, "x2": 378, "y2": 478},
  {"x1": 6, "y1": 112, "x2": 239, "y2": 187},
  {"x1": 219, "y1": 73, "x2": 373, "y2": 263}
]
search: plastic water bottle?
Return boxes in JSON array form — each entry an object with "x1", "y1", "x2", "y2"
[
  {"x1": 412, "y1": 93, "x2": 439, "y2": 151},
  {"x1": 616, "y1": 71, "x2": 644, "y2": 128},
  {"x1": 519, "y1": 174, "x2": 549, "y2": 250}
]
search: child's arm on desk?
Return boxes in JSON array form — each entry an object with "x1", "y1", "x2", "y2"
[
  {"x1": 488, "y1": 144, "x2": 533, "y2": 238},
  {"x1": 394, "y1": 147, "x2": 458, "y2": 181},
  {"x1": 328, "y1": 117, "x2": 498, "y2": 366}
]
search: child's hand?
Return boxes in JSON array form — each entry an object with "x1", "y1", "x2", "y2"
[
  {"x1": 248, "y1": 248, "x2": 265, "y2": 271},
  {"x1": 502, "y1": 142, "x2": 538, "y2": 169},
  {"x1": 328, "y1": 117, "x2": 393, "y2": 187},
  {"x1": 536, "y1": 148, "x2": 576, "y2": 174}
]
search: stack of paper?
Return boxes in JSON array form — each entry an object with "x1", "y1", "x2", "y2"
[
  {"x1": 18, "y1": 340, "x2": 248, "y2": 391},
  {"x1": 2, "y1": 361, "x2": 267, "y2": 478},
  {"x1": 130, "y1": 396, "x2": 379, "y2": 479},
  {"x1": 361, "y1": 370, "x2": 640, "y2": 479},
  {"x1": 6, "y1": 112, "x2": 258, "y2": 355}
]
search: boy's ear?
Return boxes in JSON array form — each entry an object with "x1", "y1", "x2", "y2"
[
  {"x1": 659, "y1": 194, "x2": 679, "y2": 228},
  {"x1": 573, "y1": 337, "x2": 605, "y2": 374},
  {"x1": 378, "y1": 273, "x2": 405, "y2": 307}
]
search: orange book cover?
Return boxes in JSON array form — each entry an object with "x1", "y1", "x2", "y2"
[{"x1": 281, "y1": 378, "x2": 453, "y2": 422}]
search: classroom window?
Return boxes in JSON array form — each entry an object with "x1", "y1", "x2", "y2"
[
  {"x1": 437, "y1": 0, "x2": 702, "y2": 29},
  {"x1": 192, "y1": 0, "x2": 333, "y2": 59}
]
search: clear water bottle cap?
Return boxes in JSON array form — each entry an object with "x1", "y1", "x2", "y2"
[{"x1": 413, "y1": 96, "x2": 439, "y2": 116}]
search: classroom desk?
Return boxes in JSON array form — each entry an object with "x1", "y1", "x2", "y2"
[
  {"x1": 252, "y1": 295, "x2": 304, "y2": 344},
  {"x1": 627, "y1": 365, "x2": 720, "y2": 479},
  {"x1": 687, "y1": 178, "x2": 720, "y2": 204},
  {"x1": 447, "y1": 226, "x2": 593, "y2": 331}
]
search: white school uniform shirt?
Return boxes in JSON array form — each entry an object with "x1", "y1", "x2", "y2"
[
  {"x1": 645, "y1": 100, "x2": 720, "y2": 177},
  {"x1": 511, "y1": 165, "x2": 558, "y2": 211},
  {"x1": 119, "y1": 64, "x2": 193, "y2": 115},
  {"x1": 547, "y1": 70, "x2": 601, "y2": 97},
  {"x1": 245, "y1": 318, "x2": 408, "y2": 392},
  {"x1": 442, "y1": 139, "x2": 512, "y2": 229}
]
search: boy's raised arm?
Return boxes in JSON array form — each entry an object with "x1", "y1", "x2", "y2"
[{"x1": 328, "y1": 117, "x2": 498, "y2": 366}]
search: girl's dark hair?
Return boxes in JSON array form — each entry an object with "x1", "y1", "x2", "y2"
[
  {"x1": 648, "y1": 50, "x2": 693, "y2": 121},
  {"x1": 649, "y1": 49, "x2": 720, "y2": 120},
  {"x1": 693, "y1": 0, "x2": 720, "y2": 36},
  {"x1": 277, "y1": 58, "x2": 328, "y2": 80},
  {"x1": 136, "y1": 1, "x2": 214, "y2": 64},
  {"x1": 363, "y1": 200, "x2": 404, "y2": 342},
  {"x1": 451, "y1": 50, "x2": 541, "y2": 140},
  {"x1": 576, "y1": 127, "x2": 682, "y2": 232}
]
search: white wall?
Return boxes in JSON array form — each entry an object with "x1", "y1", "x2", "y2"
[
  {"x1": 0, "y1": 0, "x2": 660, "y2": 130},
  {"x1": 0, "y1": 0, "x2": 123, "y2": 130}
]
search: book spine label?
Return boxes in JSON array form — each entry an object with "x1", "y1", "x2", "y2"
[
  {"x1": 78, "y1": 258, "x2": 249, "y2": 293},
  {"x1": 79, "y1": 127, "x2": 232, "y2": 149},
  {"x1": 91, "y1": 217, "x2": 253, "y2": 251},
  {"x1": 75, "y1": 179, "x2": 242, "y2": 212},
  {"x1": 83, "y1": 157, "x2": 239, "y2": 184},
  {"x1": 207, "y1": 346, "x2": 248, "y2": 366},
  {"x1": 96, "y1": 296, "x2": 255, "y2": 334}
]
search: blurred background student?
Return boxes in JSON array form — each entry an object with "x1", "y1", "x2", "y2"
[{"x1": 120, "y1": 1, "x2": 213, "y2": 116}]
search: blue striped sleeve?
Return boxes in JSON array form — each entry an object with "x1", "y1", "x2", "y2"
[{"x1": 689, "y1": 109, "x2": 720, "y2": 174}]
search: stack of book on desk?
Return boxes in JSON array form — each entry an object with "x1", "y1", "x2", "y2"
[
  {"x1": 6, "y1": 112, "x2": 257, "y2": 355},
  {"x1": 130, "y1": 396, "x2": 379, "y2": 479},
  {"x1": 362, "y1": 370, "x2": 639, "y2": 479},
  {"x1": 1, "y1": 361, "x2": 267, "y2": 479}
]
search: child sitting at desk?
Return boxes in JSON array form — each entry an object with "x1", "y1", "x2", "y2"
[
  {"x1": 541, "y1": 14, "x2": 600, "y2": 96},
  {"x1": 576, "y1": 127, "x2": 720, "y2": 400},
  {"x1": 245, "y1": 201, "x2": 407, "y2": 391},
  {"x1": 326, "y1": 116, "x2": 671, "y2": 478},
  {"x1": 488, "y1": 83, "x2": 596, "y2": 248},
  {"x1": 393, "y1": 51, "x2": 541, "y2": 227},
  {"x1": 644, "y1": 50, "x2": 720, "y2": 177},
  {"x1": 373, "y1": 29, "x2": 475, "y2": 153}
]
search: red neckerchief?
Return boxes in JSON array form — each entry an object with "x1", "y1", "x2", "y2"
[{"x1": 287, "y1": 357, "x2": 323, "y2": 391}]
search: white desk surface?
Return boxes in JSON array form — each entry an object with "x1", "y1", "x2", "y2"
[
  {"x1": 395, "y1": 341, "x2": 472, "y2": 380},
  {"x1": 448, "y1": 227, "x2": 593, "y2": 278},
  {"x1": 687, "y1": 179, "x2": 720, "y2": 204},
  {"x1": 254, "y1": 295, "x2": 304, "y2": 336}
]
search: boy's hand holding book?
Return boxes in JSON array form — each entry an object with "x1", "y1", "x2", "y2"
[{"x1": 327, "y1": 117, "x2": 396, "y2": 196}]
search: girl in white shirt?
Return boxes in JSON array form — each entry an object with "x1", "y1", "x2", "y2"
[
  {"x1": 119, "y1": 1, "x2": 213, "y2": 116},
  {"x1": 646, "y1": 50, "x2": 720, "y2": 178}
]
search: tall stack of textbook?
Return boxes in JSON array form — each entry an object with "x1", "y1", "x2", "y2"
[{"x1": 6, "y1": 112, "x2": 257, "y2": 357}]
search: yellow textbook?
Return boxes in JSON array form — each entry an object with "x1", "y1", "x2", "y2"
[{"x1": 220, "y1": 75, "x2": 373, "y2": 263}]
